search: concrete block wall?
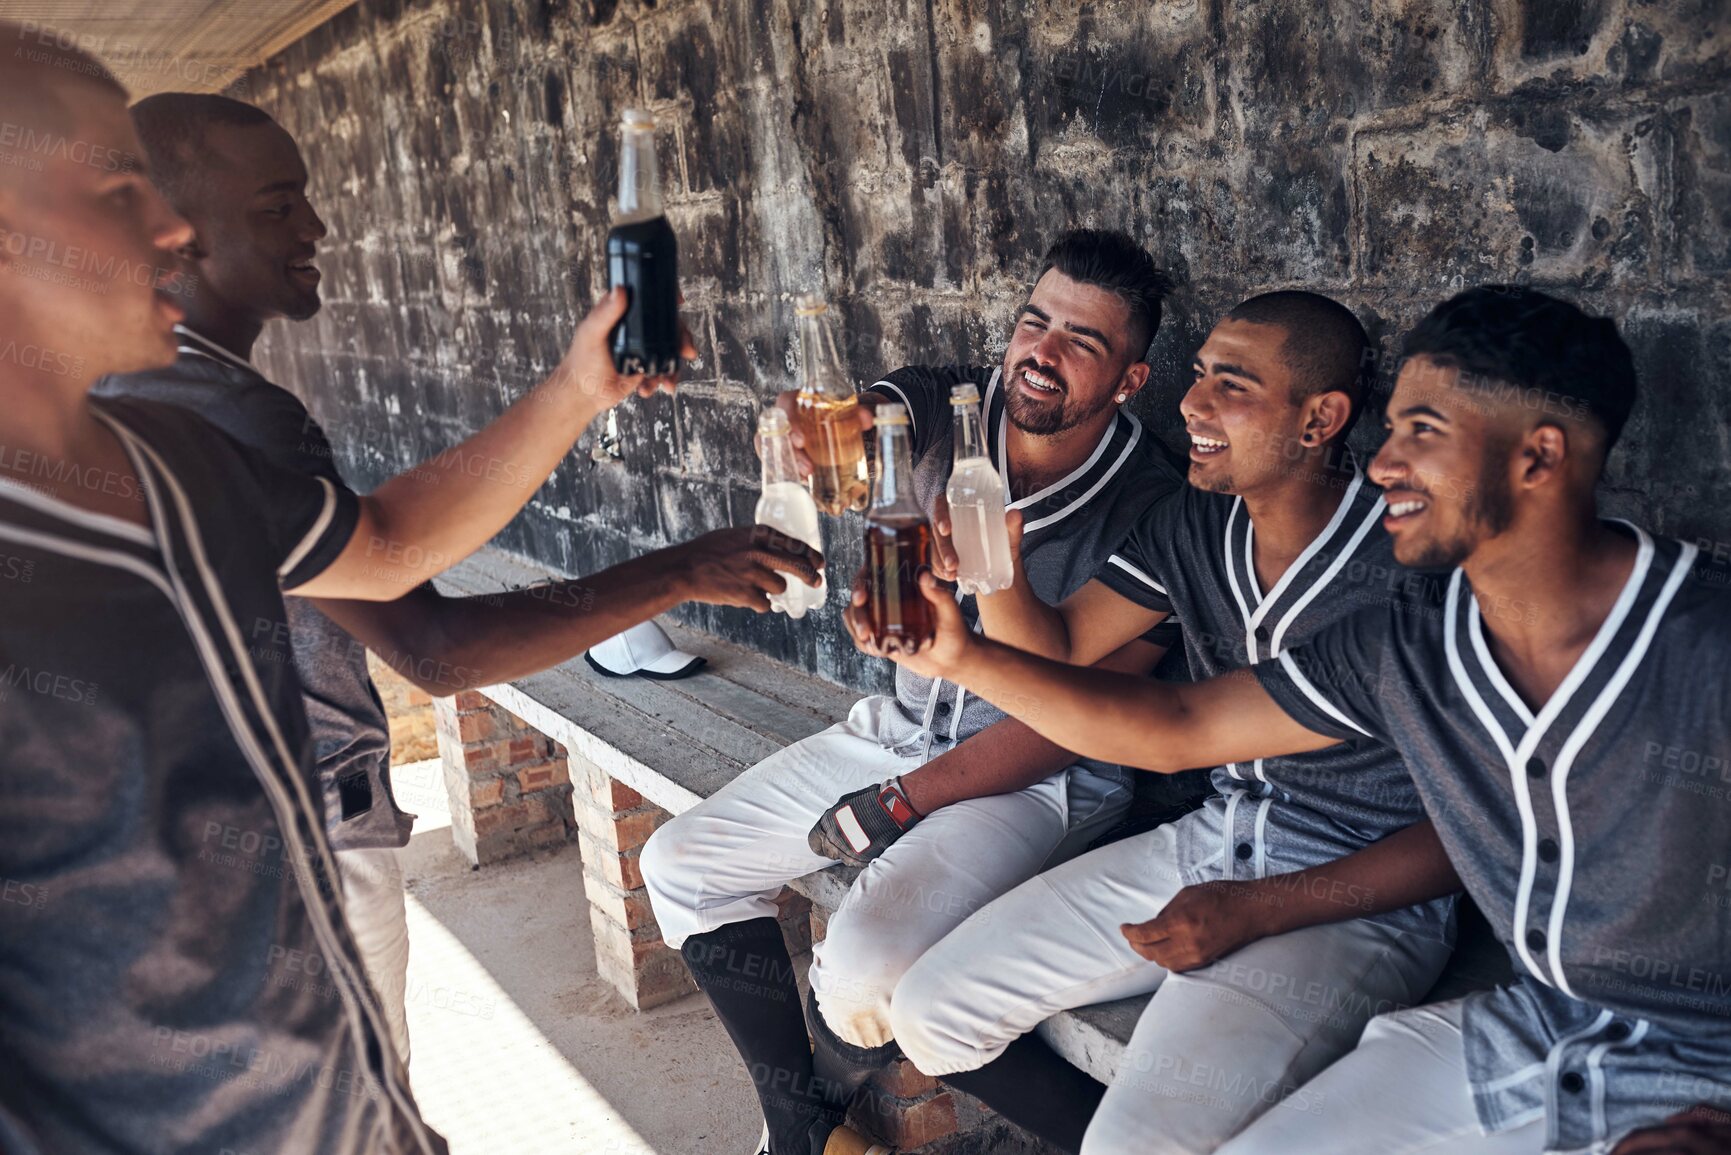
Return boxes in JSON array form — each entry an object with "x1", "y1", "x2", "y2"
[{"x1": 246, "y1": 0, "x2": 1731, "y2": 693}]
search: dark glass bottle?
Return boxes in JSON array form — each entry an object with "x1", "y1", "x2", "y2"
[
  {"x1": 864, "y1": 403, "x2": 936, "y2": 653},
  {"x1": 607, "y1": 109, "x2": 680, "y2": 376}
]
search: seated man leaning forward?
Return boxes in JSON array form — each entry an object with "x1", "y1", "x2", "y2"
[
  {"x1": 847, "y1": 290, "x2": 1464, "y2": 1154},
  {"x1": 879, "y1": 288, "x2": 1731, "y2": 1155},
  {"x1": 641, "y1": 229, "x2": 1187, "y2": 1155}
]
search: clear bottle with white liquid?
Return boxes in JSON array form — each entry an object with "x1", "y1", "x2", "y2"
[
  {"x1": 755, "y1": 406, "x2": 827, "y2": 618},
  {"x1": 945, "y1": 383, "x2": 1015, "y2": 594}
]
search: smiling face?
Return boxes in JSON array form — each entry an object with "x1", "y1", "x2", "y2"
[
  {"x1": 1180, "y1": 318, "x2": 1346, "y2": 496},
  {"x1": 178, "y1": 119, "x2": 328, "y2": 325},
  {"x1": 1000, "y1": 269, "x2": 1147, "y2": 437},
  {"x1": 1370, "y1": 356, "x2": 1520, "y2": 569},
  {"x1": 0, "y1": 79, "x2": 194, "y2": 381}
]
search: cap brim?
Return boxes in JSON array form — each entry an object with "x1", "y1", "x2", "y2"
[{"x1": 634, "y1": 650, "x2": 706, "y2": 680}]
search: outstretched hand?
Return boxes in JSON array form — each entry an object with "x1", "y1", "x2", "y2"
[
  {"x1": 844, "y1": 569, "x2": 975, "y2": 679},
  {"x1": 556, "y1": 286, "x2": 700, "y2": 408},
  {"x1": 674, "y1": 525, "x2": 824, "y2": 613},
  {"x1": 771, "y1": 389, "x2": 875, "y2": 479}
]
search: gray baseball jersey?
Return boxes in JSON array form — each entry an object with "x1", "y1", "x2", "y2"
[
  {"x1": 1256, "y1": 526, "x2": 1731, "y2": 1151},
  {"x1": 1094, "y1": 464, "x2": 1455, "y2": 944},
  {"x1": 97, "y1": 326, "x2": 414, "y2": 852},
  {"x1": 873, "y1": 365, "x2": 1185, "y2": 776}
]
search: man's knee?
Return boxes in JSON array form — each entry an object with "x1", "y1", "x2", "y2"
[
  {"x1": 639, "y1": 815, "x2": 693, "y2": 911},
  {"x1": 883, "y1": 961, "x2": 978, "y2": 1077}
]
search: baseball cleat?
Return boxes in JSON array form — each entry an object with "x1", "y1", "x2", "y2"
[{"x1": 752, "y1": 1121, "x2": 769, "y2": 1155}]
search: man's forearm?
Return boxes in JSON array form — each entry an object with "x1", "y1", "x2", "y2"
[
  {"x1": 359, "y1": 375, "x2": 606, "y2": 593},
  {"x1": 1243, "y1": 820, "x2": 1461, "y2": 937},
  {"x1": 973, "y1": 576, "x2": 1075, "y2": 660},
  {"x1": 313, "y1": 544, "x2": 691, "y2": 694},
  {"x1": 898, "y1": 718, "x2": 1078, "y2": 814}
]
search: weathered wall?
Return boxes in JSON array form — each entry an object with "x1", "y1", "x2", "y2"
[{"x1": 247, "y1": 0, "x2": 1731, "y2": 692}]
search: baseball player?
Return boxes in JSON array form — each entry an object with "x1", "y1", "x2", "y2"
[
  {"x1": 878, "y1": 287, "x2": 1731, "y2": 1154},
  {"x1": 96, "y1": 93, "x2": 822, "y2": 1061},
  {"x1": 641, "y1": 230, "x2": 1186, "y2": 1155},
  {"x1": 844, "y1": 290, "x2": 1465, "y2": 1153}
]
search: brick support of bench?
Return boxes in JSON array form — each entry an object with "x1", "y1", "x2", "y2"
[{"x1": 430, "y1": 690, "x2": 575, "y2": 866}]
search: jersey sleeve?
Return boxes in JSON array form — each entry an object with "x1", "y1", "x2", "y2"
[
  {"x1": 229, "y1": 441, "x2": 361, "y2": 590},
  {"x1": 868, "y1": 366, "x2": 984, "y2": 460},
  {"x1": 1251, "y1": 606, "x2": 1391, "y2": 743},
  {"x1": 1095, "y1": 488, "x2": 1184, "y2": 614}
]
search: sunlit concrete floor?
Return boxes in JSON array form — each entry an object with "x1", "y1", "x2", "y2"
[{"x1": 386, "y1": 759, "x2": 764, "y2": 1154}]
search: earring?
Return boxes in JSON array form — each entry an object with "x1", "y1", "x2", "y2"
[{"x1": 1115, "y1": 393, "x2": 1127, "y2": 403}]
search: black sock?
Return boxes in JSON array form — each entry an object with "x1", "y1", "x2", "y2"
[
  {"x1": 804, "y1": 985, "x2": 899, "y2": 1145},
  {"x1": 680, "y1": 919, "x2": 836, "y2": 1155},
  {"x1": 939, "y1": 1034, "x2": 1107, "y2": 1154}
]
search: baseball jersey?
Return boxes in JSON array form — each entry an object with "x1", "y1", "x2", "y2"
[
  {"x1": 0, "y1": 397, "x2": 436, "y2": 1153},
  {"x1": 97, "y1": 326, "x2": 414, "y2": 853},
  {"x1": 1256, "y1": 526, "x2": 1731, "y2": 1150},
  {"x1": 1094, "y1": 464, "x2": 1456, "y2": 944},
  {"x1": 871, "y1": 365, "x2": 1185, "y2": 773}
]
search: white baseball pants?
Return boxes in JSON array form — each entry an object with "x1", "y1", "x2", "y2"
[
  {"x1": 889, "y1": 820, "x2": 1455, "y2": 1155},
  {"x1": 336, "y1": 846, "x2": 412, "y2": 1064},
  {"x1": 640, "y1": 696, "x2": 1131, "y2": 1049}
]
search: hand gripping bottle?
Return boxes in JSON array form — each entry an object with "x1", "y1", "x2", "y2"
[
  {"x1": 863, "y1": 403, "x2": 936, "y2": 652},
  {"x1": 754, "y1": 407, "x2": 827, "y2": 618},
  {"x1": 945, "y1": 383, "x2": 1015, "y2": 594},
  {"x1": 792, "y1": 292, "x2": 869, "y2": 516}
]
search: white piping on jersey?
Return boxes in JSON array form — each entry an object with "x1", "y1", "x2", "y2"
[
  {"x1": 277, "y1": 477, "x2": 339, "y2": 582},
  {"x1": 175, "y1": 323, "x2": 257, "y2": 372},
  {"x1": 985, "y1": 368, "x2": 1143, "y2": 534},
  {"x1": 1269, "y1": 493, "x2": 1386, "y2": 656},
  {"x1": 1478, "y1": 1060, "x2": 1547, "y2": 1094},
  {"x1": 1445, "y1": 569, "x2": 1546, "y2": 984},
  {"x1": 1445, "y1": 527, "x2": 1655, "y2": 994},
  {"x1": 0, "y1": 521, "x2": 173, "y2": 599},
  {"x1": 1106, "y1": 553, "x2": 1166, "y2": 593},
  {"x1": 1468, "y1": 606, "x2": 1536, "y2": 727},
  {"x1": 871, "y1": 378, "x2": 918, "y2": 433},
  {"x1": 1273, "y1": 650, "x2": 1372, "y2": 739},
  {"x1": 98, "y1": 414, "x2": 434, "y2": 1154},
  {"x1": 1221, "y1": 788, "x2": 1245, "y2": 879},
  {"x1": 1251, "y1": 795, "x2": 1271, "y2": 878},
  {"x1": 0, "y1": 471, "x2": 157, "y2": 547},
  {"x1": 1587, "y1": 1018, "x2": 1650, "y2": 1145},
  {"x1": 1221, "y1": 466, "x2": 1373, "y2": 781},
  {"x1": 1542, "y1": 1008, "x2": 1614, "y2": 1150},
  {"x1": 1545, "y1": 538, "x2": 1691, "y2": 996},
  {"x1": 1023, "y1": 417, "x2": 1142, "y2": 534}
]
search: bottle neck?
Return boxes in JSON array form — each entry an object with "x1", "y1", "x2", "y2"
[
  {"x1": 796, "y1": 310, "x2": 849, "y2": 399},
  {"x1": 759, "y1": 431, "x2": 803, "y2": 486},
  {"x1": 870, "y1": 423, "x2": 921, "y2": 517},
  {"x1": 951, "y1": 398, "x2": 989, "y2": 462},
  {"x1": 617, "y1": 126, "x2": 663, "y2": 221}
]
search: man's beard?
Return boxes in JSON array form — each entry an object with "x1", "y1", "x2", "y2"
[
  {"x1": 1004, "y1": 361, "x2": 1113, "y2": 436},
  {"x1": 1402, "y1": 450, "x2": 1515, "y2": 569}
]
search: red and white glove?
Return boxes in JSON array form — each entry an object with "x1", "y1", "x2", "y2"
[{"x1": 807, "y1": 777, "x2": 924, "y2": 867}]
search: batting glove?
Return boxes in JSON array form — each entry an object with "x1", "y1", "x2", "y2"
[{"x1": 808, "y1": 777, "x2": 924, "y2": 867}]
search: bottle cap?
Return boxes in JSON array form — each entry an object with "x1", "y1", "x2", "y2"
[
  {"x1": 794, "y1": 291, "x2": 829, "y2": 317},
  {"x1": 875, "y1": 402, "x2": 909, "y2": 425},
  {"x1": 621, "y1": 108, "x2": 655, "y2": 128},
  {"x1": 949, "y1": 383, "x2": 981, "y2": 405},
  {"x1": 758, "y1": 406, "x2": 790, "y2": 435}
]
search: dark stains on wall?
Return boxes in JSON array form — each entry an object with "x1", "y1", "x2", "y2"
[{"x1": 246, "y1": 0, "x2": 1731, "y2": 692}]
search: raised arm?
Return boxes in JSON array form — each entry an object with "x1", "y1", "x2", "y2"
[
  {"x1": 309, "y1": 526, "x2": 823, "y2": 695},
  {"x1": 291, "y1": 288, "x2": 695, "y2": 600},
  {"x1": 887, "y1": 572, "x2": 1339, "y2": 772},
  {"x1": 1123, "y1": 819, "x2": 1462, "y2": 971}
]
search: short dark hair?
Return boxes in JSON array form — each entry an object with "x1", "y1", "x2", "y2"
[
  {"x1": 1039, "y1": 229, "x2": 1173, "y2": 362},
  {"x1": 0, "y1": 21, "x2": 128, "y2": 149},
  {"x1": 129, "y1": 92, "x2": 276, "y2": 207},
  {"x1": 1226, "y1": 291, "x2": 1372, "y2": 435},
  {"x1": 1402, "y1": 286, "x2": 1637, "y2": 449}
]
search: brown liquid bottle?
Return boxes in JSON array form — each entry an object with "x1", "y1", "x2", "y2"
[
  {"x1": 864, "y1": 402, "x2": 936, "y2": 653},
  {"x1": 792, "y1": 292, "x2": 869, "y2": 516}
]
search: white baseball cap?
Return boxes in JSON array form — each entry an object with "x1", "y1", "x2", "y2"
[{"x1": 584, "y1": 620, "x2": 706, "y2": 681}]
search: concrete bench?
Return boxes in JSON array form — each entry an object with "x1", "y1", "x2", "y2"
[{"x1": 429, "y1": 546, "x2": 1510, "y2": 1151}]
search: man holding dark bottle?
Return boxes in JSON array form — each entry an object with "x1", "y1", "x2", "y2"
[
  {"x1": 641, "y1": 230, "x2": 1187, "y2": 1155},
  {"x1": 95, "y1": 91, "x2": 824, "y2": 1065}
]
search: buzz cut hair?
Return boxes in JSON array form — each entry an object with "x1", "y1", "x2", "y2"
[
  {"x1": 129, "y1": 92, "x2": 276, "y2": 208},
  {"x1": 0, "y1": 21, "x2": 128, "y2": 150},
  {"x1": 1039, "y1": 229, "x2": 1175, "y2": 363},
  {"x1": 1226, "y1": 290, "x2": 1373, "y2": 436}
]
